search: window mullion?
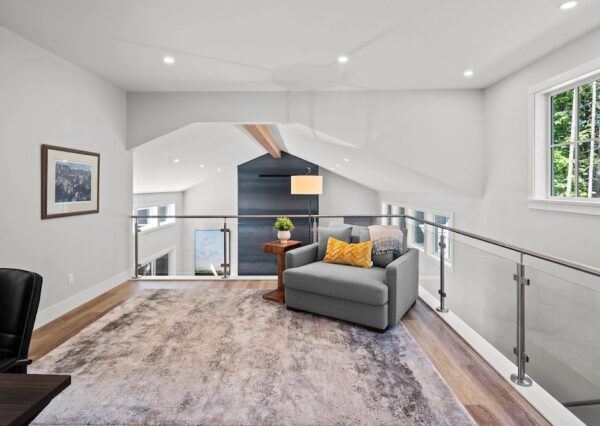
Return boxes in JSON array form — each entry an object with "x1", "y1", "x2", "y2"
[{"x1": 575, "y1": 92, "x2": 580, "y2": 197}]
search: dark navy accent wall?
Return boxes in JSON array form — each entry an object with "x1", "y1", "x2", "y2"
[{"x1": 238, "y1": 152, "x2": 319, "y2": 275}]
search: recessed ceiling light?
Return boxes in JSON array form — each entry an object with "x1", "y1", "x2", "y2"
[
  {"x1": 559, "y1": 1, "x2": 578, "y2": 10},
  {"x1": 337, "y1": 55, "x2": 349, "y2": 64},
  {"x1": 463, "y1": 69, "x2": 474, "y2": 77},
  {"x1": 330, "y1": 167, "x2": 335, "y2": 171},
  {"x1": 200, "y1": 164, "x2": 205, "y2": 168},
  {"x1": 335, "y1": 164, "x2": 340, "y2": 168},
  {"x1": 344, "y1": 158, "x2": 350, "y2": 163},
  {"x1": 163, "y1": 56, "x2": 175, "y2": 65},
  {"x1": 217, "y1": 167, "x2": 222, "y2": 172},
  {"x1": 173, "y1": 158, "x2": 180, "y2": 163}
]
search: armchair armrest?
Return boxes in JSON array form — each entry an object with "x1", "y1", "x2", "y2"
[
  {"x1": 385, "y1": 248, "x2": 419, "y2": 325},
  {"x1": 286, "y1": 243, "x2": 318, "y2": 269}
]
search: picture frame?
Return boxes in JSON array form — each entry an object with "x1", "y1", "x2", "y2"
[{"x1": 41, "y1": 144, "x2": 100, "y2": 219}]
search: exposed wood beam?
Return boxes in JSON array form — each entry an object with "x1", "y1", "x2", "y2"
[{"x1": 243, "y1": 124, "x2": 281, "y2": 158}]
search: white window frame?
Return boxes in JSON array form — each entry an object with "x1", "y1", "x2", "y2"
[
  {"x1": 381, "y1": 201, "x2": 454, "y2": 268},
  {"x1": 134, "y1": 202, "x2": 176, "y2": 234},
  {"x1": 528, "y1": 58, "x2": 600, "y2": 216}
]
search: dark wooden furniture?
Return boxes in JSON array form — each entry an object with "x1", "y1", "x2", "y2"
[
  {"x1": 0, "y1": 269, "x2": 43, "y2": 374},
  {"x1": 0, "y1": 373, "x2": 70, "y2": 426},
  {"x1": 262, "y1": 240, "x2": 302, "y2": 303}
]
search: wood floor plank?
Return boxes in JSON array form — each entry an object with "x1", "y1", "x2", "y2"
[
  {"x1": 30, "y1": 280, "x2": 547, "y2": 425},
  {"x1": 402, "y1": 299, "x2": 549, "y2": 426}
]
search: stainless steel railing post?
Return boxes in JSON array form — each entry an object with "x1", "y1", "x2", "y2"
[
  {"x1": 511, "y1": 253, "x2": 532, "y2": 387},
  {"x1": 436, "y1": 229, "x2": 449, "y2": 313},
  {"x1": 221, "y1": 218, "x2": 229, "y2": 279},
  {"x1": 133, "y1": 217, "x2": 139, "y2": 278}
]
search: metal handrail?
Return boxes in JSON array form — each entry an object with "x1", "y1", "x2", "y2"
[{"x1": 130, "y1": 213, "x2": 600, "y2": 278}]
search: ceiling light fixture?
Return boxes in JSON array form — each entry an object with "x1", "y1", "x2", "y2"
[
  {"x1": 463, "y1": 69, "x2": 474, "y2": 77},
  {"x1": 344, "y1": 158, "x2": 349, "y2": 163},
  {"x1": 200, "y1": 164, "x2": 205, "y2": 168},
  {"x1": 163, "y1": 56, "x2": 175, "y2": 65},
  {"x1": 559, "y1": 1, "x2": 578, "y2": 10},
  {"x1": 173, "y1": 158, "x2": 180, "y2": 163},
  {"x1": 337, "y1": 55, "x2": 349, "y2": 64},
  {"x1": 335, "y1": 164, "x2": 340, "y2": 168},
  {"x1": 217, "y1": 167, "x2": 222, "y2": 172}
]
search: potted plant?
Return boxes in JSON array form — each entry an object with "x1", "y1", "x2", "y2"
[{"x1": 274, "y1": 217, "x2": 295, "y2": 243}]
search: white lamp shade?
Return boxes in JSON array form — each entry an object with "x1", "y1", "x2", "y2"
[{"x1": 291, "y1": 175, "x2": 323, "y2": 195}]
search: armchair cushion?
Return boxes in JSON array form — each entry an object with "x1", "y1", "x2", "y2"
[
  {"x1": 284, "y1": 262, "x2": 387, "y2": 305},
  {"x1": 328, "y1": 222, "x2": 367, "y2": 243},
  {"x1": 286, "y1": 243, "x2": 318, "y2": 269},
  {"x1": 316, "y1": 227, "x2": 352, "y2": 261}
]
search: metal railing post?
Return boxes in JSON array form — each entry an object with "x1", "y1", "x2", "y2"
[
  {"x1": 436, "y1": 229, "x2": 449, "y2": 313},
  {"x1": 221, "y1": 218, "x2": 229, "y2": 279},
  {"x1": 133, "y1": 217, "x2": 139, "y2": 278},
  {"x1": 511, "y1": 253, "x2": 532, "y2": 387}
]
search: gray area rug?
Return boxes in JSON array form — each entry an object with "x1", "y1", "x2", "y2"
[{"x1": 31, "y1": 289, "x2": 475, "y2": 425}]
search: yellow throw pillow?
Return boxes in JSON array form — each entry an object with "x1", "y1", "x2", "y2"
[{"x1": 323, "y1": 237, "x2": 373, "y2": 268}]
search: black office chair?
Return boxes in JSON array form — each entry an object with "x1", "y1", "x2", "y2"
[{"x1": 0, "y1": 268, "x2": 42, "y2": 374}]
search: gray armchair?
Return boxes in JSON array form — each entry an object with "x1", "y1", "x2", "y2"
[{"x1": 283, "y1": 228, "x2": 419, "y2": 332}]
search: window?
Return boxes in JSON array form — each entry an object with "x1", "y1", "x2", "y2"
[
  {"x1": 550, "y1": 81, "x2": 599, "y2": 198},
  {"x1": 136, "y1": 207, "x2": 157, "y2": 232},
  {"x1": 137, "y1": 262, "x2": 153, "y2": 276},
  {"x1": 155, "y1": 253, "x2": 170, "y2": 276},
  {"x1": 135, "y1": 203, "x2": 176, "y2": 233},
  {"x1": 137, "y1": 249, "x2": 174, "y2": 277},
  {"x1": 382, "y1": 201, "x2": 454, "y2": 266},
  {"x1": 530, "y1": 61, "x2": 600, "y2": 214},
  {"x1": 434, "y1": 214, "x2": 451, "y2": 260},
  {"x1": 414, "y1": 211, "x2": 425, "y2": 248},
  {"x1": 158, "y1": 204, "x2": 176, "y2": 226}
]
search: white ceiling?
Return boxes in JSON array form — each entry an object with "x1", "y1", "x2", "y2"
[
  {"x1": 1, "y1": 0, "x2": 600, "y2": 91},
  {"x1": 133, "y1": 123, "x2": 264, "y2": 193}
]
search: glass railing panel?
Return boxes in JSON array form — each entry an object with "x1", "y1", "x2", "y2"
[
  {"x1": 136, "y1": 217, "x2": 233, "y2": 278},
  {"x1": 523, "y1": 259, "x2": 600, "y2": 423},
  {"x1": 445, "y1": 236, "x2": 519, "y2": 361}
]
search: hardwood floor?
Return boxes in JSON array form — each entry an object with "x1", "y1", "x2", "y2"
[
  {"x1": 403, "y1": 299, "x2": 549, "y2": 425},
  {"x1": 30, "y1": 279, "x2": 548, "y2": 425}
]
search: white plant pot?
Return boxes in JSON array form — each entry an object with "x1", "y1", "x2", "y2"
[{"x1": 277, "y1": 230, "x2": 291, "y2": 243}]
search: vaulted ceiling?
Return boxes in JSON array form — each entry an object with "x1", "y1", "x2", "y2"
[{"x1": 1, "y1": 0, "x2": 599, "y2": 91}]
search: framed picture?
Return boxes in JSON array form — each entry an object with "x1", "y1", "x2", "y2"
[{"x1": 41, "y1": 144, "x2": 100, "y2": 219}]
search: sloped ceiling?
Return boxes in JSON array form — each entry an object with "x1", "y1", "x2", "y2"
[
  {"x1": 133, "y1": 123, "x2": 264, "y2": 193},
  {"x1": 134, "y1": 121, "x2": 478, "y2": 197},
  {"x1": 131, "y1": 90, "x2": 485, "y2": 197}
]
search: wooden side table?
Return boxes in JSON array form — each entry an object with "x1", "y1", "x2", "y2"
[{"x1": 262, "y1": 240, "x2": 302, "y2": 304}]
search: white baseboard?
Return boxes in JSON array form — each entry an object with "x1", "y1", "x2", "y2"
[
  {"x1": 418, "y1": 285, "x2": 583, "y2": 426},
  {"x1": 35, "y1": 270, "x2": 130, "y2": 330}
]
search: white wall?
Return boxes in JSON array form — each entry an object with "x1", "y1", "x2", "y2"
[
  {"x1": 0, "y1": 26, "x2": 131, "y2": 327},
  {"x1": 182, "y1": 169, "x2": 238, "y2": 276},
  {"x1": 480, "y1": 26, "x2": 600, "y2": 403},
  {"x1": 133, "y1": 192, "x2": 184, "y2": 274},
  {"x1": 319, "y1": 169, "x2": 379, "y2": 226}
]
